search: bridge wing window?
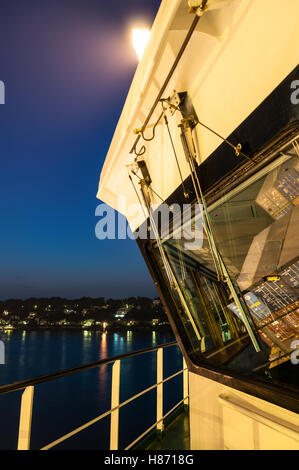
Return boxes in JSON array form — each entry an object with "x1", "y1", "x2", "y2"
[{"x1": 151, "y1": 142, "x2": 299, "y2": 389}]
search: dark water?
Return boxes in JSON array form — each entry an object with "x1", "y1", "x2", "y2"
[{"x1": 0, "y1": 329, "x2": 183, "y2": 450}]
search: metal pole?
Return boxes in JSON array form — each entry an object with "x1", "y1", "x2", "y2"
[
  {"x1": 156, "y1": 348, "x2": 164, "y2": 434},
  {"x1": 183, "y1": 357, "x2": 189, "y2": 410},
  {"x1": 130, "y1": 14, "x2": 201, "y2": 156},
  {"x1": 180, "y1": 123, "x2": 261, "y2": 352},
  {"x1": 110, "y1": 360, "x2": 120, "y2": 450},
  {"x1": 17, "y1": 386, "x2": 34, "y2": 450}
]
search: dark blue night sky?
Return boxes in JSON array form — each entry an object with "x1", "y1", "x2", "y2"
[{"x1": 0, "y1": 0, "x2": 161, "y2": 300}]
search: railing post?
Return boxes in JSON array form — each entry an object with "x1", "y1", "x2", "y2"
[
  {"x1": 17, "y1": 386, "x2": 34, "y2": 450},
  {"x1": 110, "y1": 360, "x2": 120, "y2": 450},
  {"x1": 156, "y1": 348, "x2": 164, "y2": 434},
  {"x1": 183, "y1": 357, "x2": 189, "y2": 410}
]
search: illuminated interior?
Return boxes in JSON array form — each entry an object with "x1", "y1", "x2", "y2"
[{"x1": 152, "y1": 140, "x2": 299, "y2": 385}]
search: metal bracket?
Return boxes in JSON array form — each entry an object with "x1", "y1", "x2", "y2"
[
  {"x1": 188, "y1": 0, "x2": 208, "y2": 15},
  {"x1": 136, "y1": 159, "x2": 152, "y2": 186},
  {"x1": 162, "y1": 91, "x2": 199, "y2": 128},
  {"x1": 188, "y1": 0, "x2": 232, "y2": 15}
]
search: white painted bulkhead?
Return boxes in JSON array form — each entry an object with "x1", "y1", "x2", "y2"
[{"x1": 189, "y1": 372, "x2": 299, "y2": 450}]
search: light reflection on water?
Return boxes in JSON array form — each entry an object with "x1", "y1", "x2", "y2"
[
  {"x1": 98, "y1": 332, "x2": 108, "y2": 387},
  {"x1": 0, "y1": 329, "x2": 180, "y2": 450},
  {"x1": 152, "y1": 330, "x2": 156, "y2": 345}
]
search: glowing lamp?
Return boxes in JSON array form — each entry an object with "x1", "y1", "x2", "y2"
[{"x1": 132, "y1": 28, "x2": 151, "y2": 61}]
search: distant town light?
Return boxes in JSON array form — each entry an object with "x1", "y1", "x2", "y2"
[{"x1": 132, "y1": 28, "x2": 151, "y2": 61}]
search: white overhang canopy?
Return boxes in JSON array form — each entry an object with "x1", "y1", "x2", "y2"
[{"x1": 96, "y1": 0, "x2": 299, "y2": 232}]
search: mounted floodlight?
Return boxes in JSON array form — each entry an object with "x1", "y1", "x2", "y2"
[{"x1": 132, "y1": 28, "x2": 151, "y2": 61}]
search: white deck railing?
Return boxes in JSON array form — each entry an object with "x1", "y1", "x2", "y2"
[{"x1": 1, "y1": 341, "x2": 189, "y2": 450}]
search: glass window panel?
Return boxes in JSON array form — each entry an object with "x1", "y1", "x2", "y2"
[{"x1": 151, "y1": 143, "x2": 299, "y2": 390}]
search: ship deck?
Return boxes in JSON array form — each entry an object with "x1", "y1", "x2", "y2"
[{"x1": 135, "y1": 406, "x2": 190, "y2": 450}]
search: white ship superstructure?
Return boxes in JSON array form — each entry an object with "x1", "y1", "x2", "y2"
[{"x1": 97, "y1": 0, "x2": 299, "y2": 450}]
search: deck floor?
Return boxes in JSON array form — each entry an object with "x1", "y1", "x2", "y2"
[{"x1": 145, "y1": 411, "x2": 190, "y2": 450}]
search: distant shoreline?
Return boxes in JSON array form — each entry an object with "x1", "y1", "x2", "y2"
[{"x1": 0, "y1": 324, "x2": 172, "y2": 333}]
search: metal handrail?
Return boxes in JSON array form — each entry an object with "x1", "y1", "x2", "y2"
[
  {"x1": 218, "y1": 394, "x2": 299, "y2": 442},
  {"x1": 0, "y1": 341, "x2": 177, "y2": 395},
  {"x1": 1, "y1": 340, "x2": 189, "y2": 450},
  {"x1": 41, "y1": 366, "x2": 188, "y2": 450},
  {"x1": 125, "y1": 397, "x2": 188, "y2": 450}
]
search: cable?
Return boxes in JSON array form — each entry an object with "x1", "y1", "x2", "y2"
[
  {"x1": 162, "y1": 99, "x2": 256, "y2": 163},
  {"x1": 128, "y1": 173, "x2": 148, "y2": 224},
  {"x1": 196, "y1": 119, "x2": 255, "y2": 162},
  {"x1": 130, "y1": 169, "x2": 172, "y2": 208}
]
